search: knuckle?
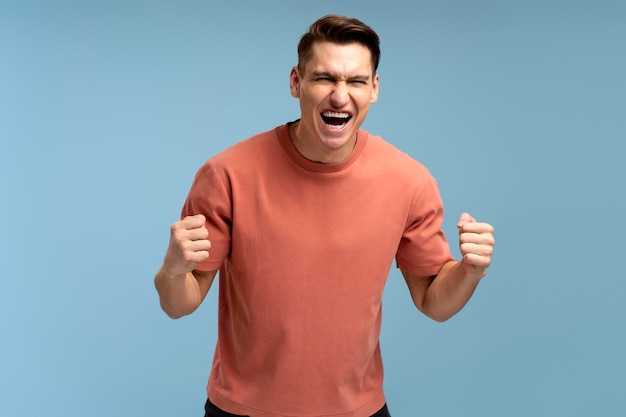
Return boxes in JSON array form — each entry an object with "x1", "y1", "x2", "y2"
[
  {"x1": 182, "y1": 251, "x2": 197, "y2": 263},
  {"x1": 172, "y1": 229, "x2": 187, "y2": 243},
  {"x1": 459, "y1": 234, "x2": 474, "y2": 244}
]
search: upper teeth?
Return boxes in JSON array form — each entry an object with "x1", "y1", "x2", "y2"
[{"x1": 323, "y1": 112, "x2": 350, "y2": 119}]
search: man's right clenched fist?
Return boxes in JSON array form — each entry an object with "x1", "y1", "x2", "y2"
[{"x1": 163, "y1": 214, "x2": 211, "y2": 276}]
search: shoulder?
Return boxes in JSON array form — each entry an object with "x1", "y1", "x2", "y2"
[
  {"x1": 361, "y1": 130, "x2": 433, "y2": 181},
  {"x1": 211, "y1": 126, "x2": 281, "y2": 166},
  {"x1": 192, "y1": 125, "x2": 286, "y2": 178}
]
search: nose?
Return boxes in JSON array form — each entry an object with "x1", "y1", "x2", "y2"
[{"x1": 330, "y1": 82, "x2": 350, "y2": 107}]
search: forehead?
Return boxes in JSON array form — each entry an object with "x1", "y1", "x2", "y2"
[{"x1": 306, "y1": 41, "x2": 373, "y2": 76}]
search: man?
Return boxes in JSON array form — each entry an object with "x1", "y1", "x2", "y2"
[{"x1": 155, "y1": 15, "x2": 495, "y2": 417}]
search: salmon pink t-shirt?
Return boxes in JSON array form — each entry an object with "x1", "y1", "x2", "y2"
[{"x1": 182, "y1": 123, "x2": 453, "y2": 417}]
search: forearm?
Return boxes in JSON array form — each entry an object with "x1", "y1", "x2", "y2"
[
  {"x1": 416, "y1": 260, "x2": 484, "y2": 322},
  {"x1": 154, "y1": 267, "x2": 204, "y2": 319}
]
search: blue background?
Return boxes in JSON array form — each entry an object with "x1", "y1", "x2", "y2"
[{"x1": 2, "y1": 0, "x2": 625, "y2": 416}]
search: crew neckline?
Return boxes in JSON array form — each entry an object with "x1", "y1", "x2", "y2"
[{"x1": 277, "y1": 121, "x2": 368, "y2": 173}]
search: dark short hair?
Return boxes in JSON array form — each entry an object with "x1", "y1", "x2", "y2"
[{"x1": 297, "y1": 15, "x2": 380, "y2": 76}]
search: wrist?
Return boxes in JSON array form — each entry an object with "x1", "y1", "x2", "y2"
[{"x1": 459, "y1": 260, "x2": 487, "y2": 281}]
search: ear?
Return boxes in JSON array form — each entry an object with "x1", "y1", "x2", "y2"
[
  {"x1": 289, "y1": 66, "x2": 301, "y2": 98},
  {"x1": 370, "y1": 73, "x2": 379, "y2": 104}
]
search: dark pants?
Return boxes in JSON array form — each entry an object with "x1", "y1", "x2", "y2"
[{"x1": 204, "y1": 397, "x2": 391, "y2": 417}]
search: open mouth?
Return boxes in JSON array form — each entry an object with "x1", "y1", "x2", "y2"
[{"x1": 320, "y1": 112, "x2": 352, "y2": 129}]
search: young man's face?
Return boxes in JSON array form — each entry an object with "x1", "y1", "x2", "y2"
[{"x1": 289, "y1": 41, "x2": 379, "y2": 163}]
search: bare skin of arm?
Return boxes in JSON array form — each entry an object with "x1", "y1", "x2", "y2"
[
  {"x1": 155, "y1": 268, "x2": 217, "y2": 319},
  {"x1": 154, "y1": 214, "x2": 217, "y2": 319},
  {"x1": 402, "y1": 213, "x2": 495, "y2": 322}
]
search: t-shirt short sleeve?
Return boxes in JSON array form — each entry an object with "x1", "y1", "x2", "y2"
[
  {"x1": 181, "y1": 160, "x2": 232, "y2": 271},
  {"x1": 395, "y1": 174, "x2": 454, "y2": 277}
]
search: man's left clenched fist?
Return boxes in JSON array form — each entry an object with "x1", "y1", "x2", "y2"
[{"x1": 456, "y1": 212, "x2": 495, "y2": 278}]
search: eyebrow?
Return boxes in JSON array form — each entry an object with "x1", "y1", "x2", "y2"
[{"x1": 310, "y1": 71, "x2": 371, "y2": 81}]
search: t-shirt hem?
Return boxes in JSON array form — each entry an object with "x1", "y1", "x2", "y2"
[
  {"x1": 194, "y1": 260, "x2": 222, "y2": 272},
  {"x1": 396, "y1": 256, "x2": 455, "y2": 277},
  {"x1": 207, "y1": 387, "x2": 387, "y2": 417}
]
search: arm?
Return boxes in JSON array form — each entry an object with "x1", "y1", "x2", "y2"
[
  {"x1": 155, "y1": 268, "x2": 217, "y2": 319},
  {"x1": 402, "y1": 213, "x2": 495, "y2": 322},
  {"x1": 154, "y1": 214, "x2": 218, "y2": 319}
]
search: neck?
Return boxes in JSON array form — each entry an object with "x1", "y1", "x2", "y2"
[{"x1": 288, "y1": 121, "x2": 357, "y2": 164}]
